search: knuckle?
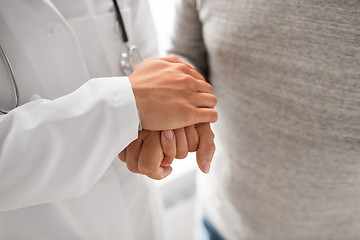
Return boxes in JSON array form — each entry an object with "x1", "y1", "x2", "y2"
[
  {"x1": 169, "y1": 55, "x2": 180, "y2": 61},
  {"x1": 188, "y1": 145, "x2": 198, "y2": 152},
  {"x1": 138, "y1": 164, "x2": 153, "y2": 174},
  {"x1": 176, "y1": 151, "x2": 188, "y2": 159},
  {"x1": 174, "y1": 63, "x2": 188, "y2": 72},
  {"x1": 126, "y1": 162, "x2": 138, "y2": 173},
  {"x1": 147, "y1": 167, "x2": 164, "y2": 180},
  {"x1": 166, "y1": 152, "x2": 176, "y2": 160},
  {"x1": 175, "y1": 75, "x2": 187, "y2": 83},
  {"x1": 178, "y1": 75, "x2": 197, "y2": 88},
  {"x1": 148, "y1": 173, "x2": 163, "y2": 180}
]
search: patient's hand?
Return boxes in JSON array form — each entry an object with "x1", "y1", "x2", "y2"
[
  {"x1": 119, "y1": 123, "x2": 215, "y2": 179},
  {"x1": 174, "y1": 123, "x2": 215, "y2": 173},
  {"x1": 194, "y1": 123, "x2": 215, "y2": 173},
  {"x1": 118, "y1": 130, "x2": 176, "y2": 180},
  {"x1": 121, "y1": 58, "x2": 215, "y2": 178}
]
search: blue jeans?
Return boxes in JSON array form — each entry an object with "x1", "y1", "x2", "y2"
[{"x1": 196, "y1": 201, "x2": 225, "y2": 240}]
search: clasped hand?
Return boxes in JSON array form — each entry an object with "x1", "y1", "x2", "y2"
[
  {"x1": 119, "y1": 123, "x2": 215, "y2": 180},
  {"x1": 119, "y1": 56, "x2": 217, "y2": 180}
]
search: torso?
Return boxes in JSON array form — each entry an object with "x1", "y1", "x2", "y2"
[{"x1": 197, "y1": 1, "x2": 360, "y2": 239}]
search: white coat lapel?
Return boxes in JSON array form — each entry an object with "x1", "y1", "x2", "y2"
[{"x1": 0, "y1": 0, "x2": 90, "y2": 103}]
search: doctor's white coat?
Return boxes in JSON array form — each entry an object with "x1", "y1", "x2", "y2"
[{"x1": 0, "y1": 0, "x2": 165, "y2": 239}]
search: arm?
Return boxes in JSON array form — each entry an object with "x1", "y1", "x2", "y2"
[
  {"x1": 0, "y1": 78, "x2": 139, "y2": 212},
  {"x1": 0, "y1": 56, "x2": 217, "y2": 211},
  {"x1": 167, "y1": 0, "x2": 209, "y2": 78}
]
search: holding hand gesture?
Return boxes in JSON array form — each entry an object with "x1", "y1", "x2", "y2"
[
  {"x1": 129, "y1": 56, "x2": 218, "y2": 131},
  {"x1": 119, "y1": 123, "x2": 215, "y2": 180}
]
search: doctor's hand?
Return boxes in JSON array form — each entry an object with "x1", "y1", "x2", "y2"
[
  {"x1": 118, "y1": 130, "x2": 176, "y2": 180},
  {"x1": 129, "y1": 56, "x2": 218, "y2": 131}
]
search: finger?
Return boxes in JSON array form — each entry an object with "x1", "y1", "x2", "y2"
[
  {"x1": 118, "y1": 149, "x2": 127, "y2": 162},
  {"x1": 176, "y1": 64, "x2": 205, "y2": 82},
  {"x1": 161, "y1": 156, "x2": 173, "y2": 167},
  {"x1": 161, "y1": 57, "x2": 206, "y2": 82},
  {"x1": 125, "y1": 137, "x2": 143, "y2": 174},
  {"x1": 185, "y1": 125, "x2": 199, "y2": 152},
  {"x1": 161, "y1": 130, "x2": 176, "y2": 166},
  {"x1": 195, "y1": 123, "x2": 215, "y2": 174},
  {"x1": 138, "y1": 132, "x2": 172, "y2": 180},
  {"x1": 160, "y1": 55, "x2": 195, "y2": 69},
  {"x1": 192, "y1": 93, "x2": 217, "y2": 108},
  {"x1": 195, "y1": 80, "x2": 213, "y2": 93},
  {"x1": 192, "y1": 108, "x2": 218, "y2": 125},
  {"x1": 187, "y1": 68, "x2": 205, "y2": 81},
  {"x1": 174, "y1": 128, "x2": 189, "y2": 159},
  {"x1": 147, "y1": 166, "x2": 173, "y2": 181}
]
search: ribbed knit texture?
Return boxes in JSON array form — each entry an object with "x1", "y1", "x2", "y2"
[{"x1": 169, "y1": 1, "x2": 360, "y2": 239}]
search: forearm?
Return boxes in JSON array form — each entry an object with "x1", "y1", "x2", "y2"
[
  {"x1": 0, "y1": 77, "x2": 139, "y2": 211},
  {"x1": 167, "y1": 0, "x2": 209, "y2": 78}
]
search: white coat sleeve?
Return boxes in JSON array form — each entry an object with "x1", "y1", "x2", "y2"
[{"x1": 0, "y1": 77, "x2": 139, "y2": 212}]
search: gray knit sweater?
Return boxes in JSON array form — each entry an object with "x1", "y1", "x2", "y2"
[{"x1": 168, "y1": 0, "x2": 360, "y2": 239}]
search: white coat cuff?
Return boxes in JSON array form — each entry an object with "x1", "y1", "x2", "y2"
[{"x1": 96, "y1": 76, "x2": 140, "y2": 140}]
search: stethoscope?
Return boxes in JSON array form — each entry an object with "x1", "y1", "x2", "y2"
[
  {"x1": 112, "y1": 0, "x2": 143, "y2": 76},
  {"x1": 0, "y1": 40, "x2": 19, "y2": 114},
  {"x1": 0, "y1": 0, "x2": 142, "y2": 114}
]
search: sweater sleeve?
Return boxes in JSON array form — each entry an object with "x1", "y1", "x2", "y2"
[
  {"x1": 0, "y1": 77, "x2": 139, "y2": 212},
  {"x1": 166, "y1": 0, "x2": 209, "y2": 78}
]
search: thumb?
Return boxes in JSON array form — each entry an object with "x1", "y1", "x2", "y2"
[
  {"x1": 161, "y1": 130, "x2": 176, "y2": 166},
  {"x1": 195, "y1": 123, "x2": 215, "y2": 173}
]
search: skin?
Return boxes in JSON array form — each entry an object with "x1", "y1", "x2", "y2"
[
  {"x1": 194, "y1": 123, "x2": 215, "y2": 174},
  {"x1": 129, "y1": 56, "x2": 218, "y2": 131},
  {"x1": 119, "y1": 123, "x2": 215, "y2": 179},
  {"x1": 118, "y1": 130, "x2": 176, "y2": 180},
  {"x1": 119, "y1": 56, "x2": 216, "y2": 179}
]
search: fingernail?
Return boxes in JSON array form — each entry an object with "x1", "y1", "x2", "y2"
[
  {"x1": 164, "y1": 130, "x2": 174, "y2": 139},
  {"x1": 162, "y1": 157, "x2": 174, "y2": 166},
  {"x1": 203, "y1": 162, "x2": 211, "y2": 174}
]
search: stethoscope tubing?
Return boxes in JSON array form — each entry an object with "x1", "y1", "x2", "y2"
[
  {"x1": 112, "y1": 0, "x2": 129, "y2": 44},
  {"x1": 0, "y1": 40, "x2": 19, "y2": 114},
  {"x1": 112, "y1": 0, "x2": 142, "y2": 75},
  {"x1": 0, "y1": 0, "x2": 139, "y2": 114}
]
